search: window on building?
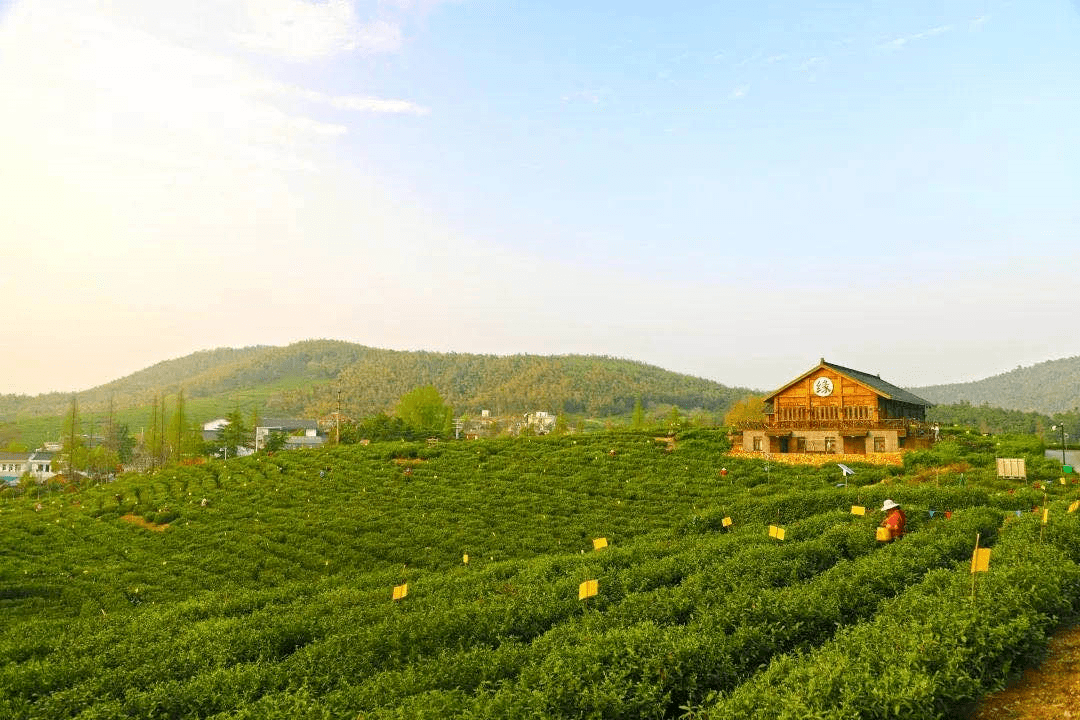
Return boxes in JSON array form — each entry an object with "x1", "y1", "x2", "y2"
[
  {"x1": 824, "y1": 437, "x2": 836, "y2": 453},
  {"x1": 874, "y1": 436, "x2": 885, "y2": 452},
  {"x1": 794, "y1": 437, "x2": 806, "y2": 452},
  {"x1": 753, "y1": 436, "x2": 763, "y2": 451}
]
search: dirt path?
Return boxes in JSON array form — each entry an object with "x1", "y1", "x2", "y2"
[
  {"x1": 970, "y1": 625, "x2": 1080, "y2": 719},
  {"x1": 120, "y1": 514, "x2": 170, "y2": 532}
]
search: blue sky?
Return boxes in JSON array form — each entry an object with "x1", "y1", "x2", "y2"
[{"x1": 1, "y1": 0, "x2": 1078, "y2": 396}]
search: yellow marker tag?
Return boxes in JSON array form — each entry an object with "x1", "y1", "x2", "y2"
[
  {"x1": 1061, "y1": 478, "x2": 1068, "y2": 485},
  {"x1": 768, "y1": 525, "x2": 785, "y2": 540},
  {"x1": 722, "y1": 516, "x2": 733, "y2": 528},
  {"x1": 578, "y1": 579, "x2": 598, "y2": 600},
  {"x1": 463, "y1": 554, "x2": 469, "y2": 565},
  {"x1": 970, "y1": 548, "x2": 991, "y2": 573},
  {"x1": 768, "y1": 525, "x2": 777, "y2": 538},
  {"x1": 1069, "y1": 500, "x2": 1079, "y2": 513},
  {"x1": 1043, "y1": 508, "x2": 1050, "y2": 525},
  {"x1": 392, "y1": 583, "x2": 408, "y2": 601},
  {"x1": 593, "y1": 537, "x2": 608, "y2": 550},
  {"x1": 775, "y1": 527, "x2": 785, "y2": 541},
  {"x1": 876, "y1": 527, "x2": 892, "y2": 542},
  {"x1": 851, "y1": 506, "x2": 866, "y2": 516}
]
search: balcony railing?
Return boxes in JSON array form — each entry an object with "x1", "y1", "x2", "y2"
[{"x1": 735, "y1": 418, "x2": 933, "y2": 433}]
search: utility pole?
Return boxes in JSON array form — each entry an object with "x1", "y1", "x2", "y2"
[{"x1": 336, "y1": 390, "x2": 341, "y2": 445}]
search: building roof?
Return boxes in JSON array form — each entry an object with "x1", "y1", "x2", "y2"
[
  {"x1": 0, "y1": 451, "x2": 32, "y2": 462},
  {"x1": 765, "y1": 359, "x2": 933, "y2": 407},
  {"x1": 258, "y1": 418, "x2": 318, "y2": 431}
]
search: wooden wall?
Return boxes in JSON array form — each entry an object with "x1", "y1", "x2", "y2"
[{"x1": 771, "y1": 369, "x2": 879, "y2": 421}]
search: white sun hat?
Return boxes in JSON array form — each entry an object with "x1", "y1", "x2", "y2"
[{"x1": 881, "y1": 499, "x2": 900, "y2": 511}]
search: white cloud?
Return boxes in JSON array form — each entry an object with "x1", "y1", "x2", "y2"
[
  {"x1": 329, "y1": 93, "x2": 431, "y2": 115},
  {"x1": 730, "y1": 85, "x2": 748, "y2": 99},
  {"x1": 231, "y1": 0, "x2": 402, "y2": 59},
  {"x1": 881, "y1": 24, "x2": 953, "y2": 51}
]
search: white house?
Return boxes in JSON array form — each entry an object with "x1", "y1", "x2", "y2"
[{"x1": 0, "y1": 451, "x2": 57, "y2": 485}]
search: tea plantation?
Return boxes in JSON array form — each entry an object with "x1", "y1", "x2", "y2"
[{"x1": 2, "y1": 431, "x2": 1079, "y2": 719}]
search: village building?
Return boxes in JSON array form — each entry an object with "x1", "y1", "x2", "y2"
[
  {"x1": 0, "y1": 450, "x2": 57, "y2": 485},
  {"x1": 737, "y1": 359, "x2": 934, "y2": 455}
]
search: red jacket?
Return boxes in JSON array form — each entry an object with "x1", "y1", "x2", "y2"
[{"x1": 882, "y1": 508, "x2": 907, "y2": 538}]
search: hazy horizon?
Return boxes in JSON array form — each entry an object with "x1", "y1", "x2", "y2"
[{"x1": 3, "y1": 1, "x2": 1078, "y2": 396}]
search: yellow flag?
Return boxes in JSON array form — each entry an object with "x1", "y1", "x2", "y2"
[
  {"x1": 769, "y1": 525, "x2": 785, "y2": 540},
  {"x1": 463, "y1": 553, "x2": 469, "y2": 565},
  {"x1": 1043, "y1": 508, "x2": 1050, "y2": 525},
  {"x1": 1068, "y1": 500, "x2": 1079, "y2": 513},
  {"x1": 722, "y1": 516, "x2": 733, "y2": 528},
  {"x1": 851, "y1": 506, "x2": 866, "y2": 516},
  {"x1": 392, "y1": 583, "x2": 408, "y2": 601},
  {"x1": 775, "y1": 527, "x2": 786, "y2": 541},
  {"x1": 593, "y1": 537, "x2": 608, "y2": 550},
  {"x1": 876, "y1": 527, "x2": 892, "y2": 542},
  {"x1": 970, "y1": 548, "x2": 991, "y2": 573},
  {"x1": 578, "y1": 579, "x2": 598, "y2": 600}
]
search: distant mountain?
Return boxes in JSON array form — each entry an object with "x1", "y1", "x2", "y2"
[
  {"x1": 0, "y1": 340, "x2": 755, "y2": 426},
  {"x1": 912, "y1": 356, "x2": 1080, "y2": 415}
]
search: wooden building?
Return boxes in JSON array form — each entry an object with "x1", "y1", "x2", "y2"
[{"x1": 737, "y1": 359, "x2": 934, "y2": 455}]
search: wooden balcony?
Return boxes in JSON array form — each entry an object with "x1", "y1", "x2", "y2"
[{"x1": 735, "y1": 418, "x2": 934, "y2": 436}]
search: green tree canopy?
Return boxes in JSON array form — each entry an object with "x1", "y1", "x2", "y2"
[
  {"x1": 723, "y1": 395, "x2": 768, "y2": 426},
  {"x1": 217, "y1": 410, "x2": 251, "y2": 455},
  {"x1": 395, "y1": 386, "x2": 452, "y2": 437}
]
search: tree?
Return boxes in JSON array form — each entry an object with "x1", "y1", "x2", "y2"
[
  {"x1": 351, "y1": 412, "x2": 412, "y2": 442},
  {"x1": 395, "y1": 386, "x2": 452, "y2": 437},
  {"x1": 631, "y1": 398, "x2": 645, "y2": 429},
  {"x1": 262, "y1": 430, "x2": 288, "y2": 453},
  {"x1": 107, "y1": 423, "x2": 136, "y2": 464},
  {"x1": 217, "y1": 410, "x2": 251, "y2": 456},
  {"x1": 63, "y1": 394, "x2": 82, "y2": 479},
  {"x1": 723, "y1": 395, "x2": 768, "y2": 426},
  {"x1": 146, "y1": 395, "x2": 163, "y2": 470},
  {"x1": 667, "y1": 406, "x2": 684, "y2": 434}
]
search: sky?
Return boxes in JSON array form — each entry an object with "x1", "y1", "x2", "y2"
[{"x1": 1, "y1": 0, "x2": 1079, "y2": 396}]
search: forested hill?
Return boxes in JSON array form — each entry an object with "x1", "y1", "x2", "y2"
[
  {"x1": 282, "y1": 351, "x2": 753, "y2": 419},
  {"x1": 0, "y1": 340, "x2": 754, "y2": 421},
  {"x1": 911, "y1": 355, "x2": 1080, "y2": 415}
]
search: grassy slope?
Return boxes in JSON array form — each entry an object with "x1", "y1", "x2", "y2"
[{"x1": 2, "y1": 430, "x2": 1078, "y2": 719}]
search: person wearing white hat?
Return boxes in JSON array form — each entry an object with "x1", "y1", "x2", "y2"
[{"x1": 879, "y1": 499, "x2": 906, "y2": 541}]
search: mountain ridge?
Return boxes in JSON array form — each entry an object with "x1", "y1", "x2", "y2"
[
  {"x1": 4, "y1": 342, "x2": 1080, "y2": 425},
  {"x1": 0, "y1": 340, "x2": 754, "y2": 424}
]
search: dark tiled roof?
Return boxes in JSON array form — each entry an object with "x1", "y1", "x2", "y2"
[
  {"x1": 822, "y1": 361, "x2": 932, "y2": 407},
  {"x1": 765, "y1": 359, "x2": 932, "y2": 407}
]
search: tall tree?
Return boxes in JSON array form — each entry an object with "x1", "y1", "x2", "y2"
[
  {"x1": 218, "y1": 410, "x2": 250, "y2": 456},
  {"x1": 631, "y1": 398, "x2": 645, "y2": 429},
  {"x1": 395, "y1": 386, "x2": 452, "y2": 437},
  {"x1": 167, "y1": 389, "x2": 189, "y2": 461},
  {"x1": 65, "y1": 394, "x2": 82, "y2": 478},
  {"x1": 147, "y1": 395, "x2": 161, "y2": 470},
  {"x1": 723, "y1": 395, "x2": 767, "y2": 426}
]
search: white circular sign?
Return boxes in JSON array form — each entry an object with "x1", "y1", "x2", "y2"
[{"x1": 813, "y1": 377, "x2": 834, "y2": 397}]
